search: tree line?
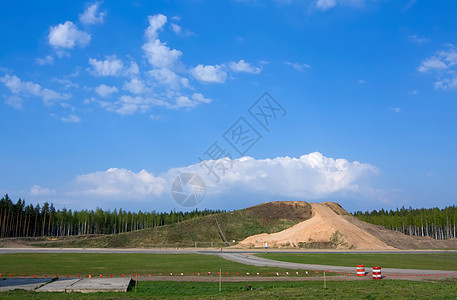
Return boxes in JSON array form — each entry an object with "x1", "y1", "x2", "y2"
[
  {"x1": 353, "y1": 205, "x2": 457, "y2": 240},
  {"x1": 0, "y1": 194, "x2": 224, "y2": 238}
]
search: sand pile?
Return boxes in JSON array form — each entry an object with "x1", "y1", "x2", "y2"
[{"x1": 238, "y1": 202, "x2": 394, "y2": 250}]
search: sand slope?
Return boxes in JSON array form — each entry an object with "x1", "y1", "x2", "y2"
[{"x1": 238, "y1": 202, "x2": 395, "y2": 250}]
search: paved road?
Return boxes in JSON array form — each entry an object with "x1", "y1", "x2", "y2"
[
  {"x1": 1, "y1": 248, "x2": 456, "y2": 277},
  {"x1": 213, "y1": 252, "x2": 457, "y2": 276}
]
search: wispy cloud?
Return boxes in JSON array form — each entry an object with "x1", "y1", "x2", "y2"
[
  {"x1": 284, "y1": 61, "x2": 312, "y2": 72},
  {"x1": 61, "y1": 114, "x2": 82, "y2": 123},
  {"x1": 229, "y1": 60, "x2": 262, "y2": 74},
  {"x1": 170, "y1": 23, "x2": 193, "y2": 37},
  {"x1": 316, "y1": 0, "x2": 337, "y2": 11},
  {"x1": 35, "y1": 55, "x2": 54, "y2": 66},
  {"x1": 88, "y1": 56, "x2": 138, "y2": 77},
  {"x1": 410, "y1": 34, "x2": 429, "y2": 44},
  {"x1": 30, "y1": 185, "x2": 56, "y2": 196},
  {"x1": 95, "y1": 84, "x2": 118, "y2": 97},
  {"x1": 418, "y1": 45, "x2": 457, "y2": 90},
  {"x1": 389, "y1": 107, "x2": 402, "y2": 113},
  {"x1": 315, "y1": 0, "x2": 367, "y2": 11},
  {"x1": 0, "y1": 74, "x2": 71, "y2": 107},
  {"x1": 79, "y1": 2, "x2": 106, "y2": 25},
  {"x1": 190, "y1": 60, "x2": 263, "y2": 83}
]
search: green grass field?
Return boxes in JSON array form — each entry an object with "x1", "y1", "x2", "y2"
[
  {"x1": 257, "y1": 252, "x2": 457, "y2": 270},
  {"x1": 1, "y1": 280, "x2": 457, "y2": 299},
  {"x1": 0, "y1": 253, "x2": 314, "y2": 277}
]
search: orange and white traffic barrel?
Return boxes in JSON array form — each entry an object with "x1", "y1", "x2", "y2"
[
  {"x1": 357, "y1": 265, "x2": 365, "y2": 276},
  {"x1": 372, "y1": 266, "x2": 382, "y2": 279}
]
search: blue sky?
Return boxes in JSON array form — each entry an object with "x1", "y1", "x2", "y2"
[{"x1": 1, "y1": 0, "x2": 456, "y2": 212}]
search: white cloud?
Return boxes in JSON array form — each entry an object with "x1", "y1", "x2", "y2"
[
  {"x1": 54, "y1": 78, "x2": 79, "y2": 89},
  {"x1": 228, "y1": 60, "x2": 261, "y2": 74},
  {"x1": 315, "y1": 0, "x2": 366, "y2": 11},
  {"x1": 62, "y1": 152, "x2": 378, "y2": 209},
  {"x1": 114, "y1": 95, "x2": 153, "y2": 115},
  {"x1": 408, "y1": 89, "x2": 418, "y2": 95},
  {"x1": 127, "y1": 61, "x2": 140, "y2": 75},
  {"x1": 170, "y1": 23, "x2": 182, "y2": 35},
  {"x1": 150, "y1": 114, "x2": 163, "y2": 121},
  {"x1": 284, "y1": 61, "x2": 312, "y2": 72},
  {"x1": 418, "y1": 47, "x2": 457, "y2": 72},
  {"x1": 1, "y1": 75, "x2": 38, "y2": 94},
  {"x1": 417, "y1": 57, "x2": 448, "y2": 72},
  {"x1": 175, "y1": 93, "x2": 211, "y2": 108},
  {"x1": 3, "y1": 95, "x2": 22, "y2": 109},
  {"x1": 88, "y1": 56, "x2": 125, "y2": 76},
  {"x1": 149, "y1": 68, "x2": 190, "y2": 90},
  {"x1": 142, "y1": 14, "x2": 182, "y2": 68},
  {"x1": 48, "y1": 21, "x2": 91, "y2": 49},
  {"x1": 71, "y1": 168, "x2": 167, "y2": 199},
  {"x1": 79, "y1": 2, "x2": 106, "y2": 25},
  {"x1": 95, "y1": 84, "x2": 119, "y2": 97},
  {"x1": 35, "y1": 55, "x2": 54, "y2": 66},
  {"x1": 434, "y1": 76, "x2": 457, "y2": 91},
  {"x1": 0, "y1": 74, "x2": 71, "y2": 106},
  {"x1": 61, "y1": 114, "x2": 82, "y2": 123},
  {"x1": 190, "y1": 64, "x2": 227, "y2": 83},
  {"x1": 190, "y1": 61, "x2": 261, "y2": 83},
  {"x1": 94, "y1": 90, "x2": 211, "y2": 114},
  {"x1": 316, "y1": 0, "x2": 337, "y2": 10},
  {"x1": 123, "y1": 78, "x2": 149, "y2": 94},
  {"x1": 76, "y1": 14, "x2": 254, "y2": 115},
  {"x1": 145, "y1": 14, "x2": 167, "y2": 40},
  {"x1": 142, "y1": 39, "x2": 183, "y2": 69},
  {"x1": 30, "y1": 185, "x2": 57, "y2": 196},
  {"x1": 206, "y1": 152, "x2": 378, "y2": 198},
  {"x1": 418, "y1": 46, "x2": 457, "y2": 90},
  {"x1": 170, "y1": 23, "x2": 193, "y2": 37}
]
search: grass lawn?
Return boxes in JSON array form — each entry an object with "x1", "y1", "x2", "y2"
[
  {"x1": 256, "y1": 253, "x2": 457, "y2": 270},
  {"x1": 1, "y1": 279, "x2": 457, "y2": 299},
  {"x1": 0, "y1": 253, "x2": 314, "y2": 277}
]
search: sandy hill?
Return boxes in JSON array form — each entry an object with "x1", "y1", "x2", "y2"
[{"x1": 238, "y1": 202, "x2": 457, "y2": 250}]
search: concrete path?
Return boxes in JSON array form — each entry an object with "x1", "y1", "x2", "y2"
[
  {"x1": 36, "y1": 278, "x2": 132, "y2": 292},
  {"x1": 0, "y1": 278, "x2": 51, "y2": 291},
  {"x1": 36, "y1": 278, "x2": 81, "y2": 292},
  {"x1": 0, "y1": 277, "x2": 131, "y2": 293}
]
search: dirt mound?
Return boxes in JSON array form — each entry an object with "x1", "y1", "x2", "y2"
[
  {"x1": 238, "y1": 202, "x2": 457, "y2": 250},
  {"x1": 238, "y1": 203, "x2": 393, "y2": 249},
  {"x1": 241, "y1": 201, "x2": 312, "y2": 222},
  {"x1": 322, "y1": 202, "x2": 349, "y2": 216}
]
